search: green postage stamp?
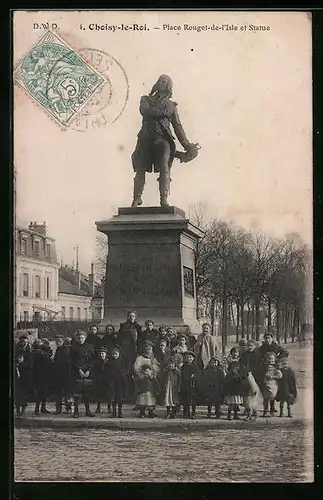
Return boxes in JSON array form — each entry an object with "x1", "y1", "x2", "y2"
[{"x1": 14, "y1": 31, "x2": 105, "y2": 126}]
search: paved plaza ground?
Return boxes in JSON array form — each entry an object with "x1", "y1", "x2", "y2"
[{"x1": 14, "y1": 342, "x2": 314, "y2": 482}]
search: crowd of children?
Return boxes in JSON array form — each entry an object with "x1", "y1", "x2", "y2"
[{"x1": 14, "y1": 314, "x2": 297, "y2": 421}]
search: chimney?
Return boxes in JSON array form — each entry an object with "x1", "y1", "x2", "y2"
[
  {"x1": 29, "y1": 221, "x2": 47, "y2": 236},
  {"x1": 75, "y1": 269, "x2": 81, "y2": 289},
  {"x1": 89, "y1": 262, "x2": 95, "y2": 296}
]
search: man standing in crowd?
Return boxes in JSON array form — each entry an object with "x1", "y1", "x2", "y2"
[
  {"x1": 118, "y1": 311, "x2": 142, "y2": 394},
  {"x1": 259, "y1": 332, "x2": 289, "y2": 360},
  {"x1": 15, "y1": 335, "x2": 33, "y2": 364},
  {"x1": 194, "y1": 323, "x2": 219, "y2": 370}
]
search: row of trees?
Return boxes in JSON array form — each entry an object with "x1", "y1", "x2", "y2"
[
  {"x1": 95, "y1": 204, "x2": 312, "y2": 352},
  {"x1": 190, "y1": 204, "x2": 312, "y2": 350}
]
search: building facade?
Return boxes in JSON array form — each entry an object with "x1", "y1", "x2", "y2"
[
  {"x1": 15, "y1": 222, "x2": 60, "y2": 324},
  {"x1": 16, "y1": 222, "x2": 105, "y2": 326}
]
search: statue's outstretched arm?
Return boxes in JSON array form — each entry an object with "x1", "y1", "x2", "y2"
[
  {"x1": 171, "y1": 106, "x2": 190, "y2": 149},
  {"x1": 139, "y1": 96, "x2": 169, "y2": 118}
]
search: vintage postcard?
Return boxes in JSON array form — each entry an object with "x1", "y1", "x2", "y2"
[{"x1": 13, "y1": 10, "x2": 313, "y2": 483}]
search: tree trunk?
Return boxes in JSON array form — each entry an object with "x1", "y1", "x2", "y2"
[
  {"x1": 276, "y1": 301, "x2": 280, "y2": 344},
  {"x1": 240, "y1": 302, "x2": 245, "y2": 338},
  {"x1": 255, "y1": 301, "x2": 260, "y2": 341},
  {"x1": 284, "y1": 308, "x2": 288, "y2": 344},
  {"x1": 296, "y1": 308, "x2": 300, "y2": 340},
  {"x1": 267, "y1": 298, "x2": 272, "y2": 332},
  {"x1": 236, "y1": 301, "x2": 240, "y2": 343},
  {"x1": 246, "y1": 306, "x2": 251, "y2": 340},
  {"x1": 292, "y1": 308, "x2": 297, "y2": 342},
  {"x1": 221, "y1": 293, "x2": 228, "y2": 355},
  {"x1": 210, "y1": 296, "x2": 216, "y2": 335},
  {"x1": 251, "y1": 305, "x2": 255, "y2": 340}
]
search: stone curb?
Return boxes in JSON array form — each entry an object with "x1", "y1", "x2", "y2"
[{"x1": 15, "y1": 416, "x2": 309, "y2": 431}]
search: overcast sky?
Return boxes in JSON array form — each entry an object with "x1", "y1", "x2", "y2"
[{"x1": 14, "y1": 11, "x2": 312, "y2": 274}]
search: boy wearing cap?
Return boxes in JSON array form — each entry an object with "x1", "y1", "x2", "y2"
[
  {"x1": 107, "y1": 346, "x2": 127, "y2": 418},
  {"x1": 92, "y1": 346, "x2": 110, "y2": 414},
  {"x1": 180, "y1": 350, "x2": 201, "y2": 419},
  {"x1": 204, "y1": 357, "x2": 224, "y2": 419},
  {"x1": 276, "y1": 357, "x2": 297, "y2": 418}
]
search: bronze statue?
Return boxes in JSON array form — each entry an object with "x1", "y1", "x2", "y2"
[{"x1": 131, "y1": 74, "x2": 200, "y2": 207}]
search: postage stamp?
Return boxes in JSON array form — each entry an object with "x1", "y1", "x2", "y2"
[
  {"x1": 69, "y1": 48, "x2": 129, "y2": 132},
  {"x1": 13, "y1": 31, "x2": 105, "y2": 127}
]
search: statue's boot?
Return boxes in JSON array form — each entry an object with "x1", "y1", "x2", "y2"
[
  {"x1": 131, "y1": 173, "x2": 145, "y2": 207},
  {"x1": 159, "y1": 171, "x2": 170, "y2": 207}
]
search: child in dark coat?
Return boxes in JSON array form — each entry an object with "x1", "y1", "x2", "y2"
[
  {"x1": 92, "y1": 347, "x2": 110, "y2": 414},
  {"x1": 15, "y1": 354, "x2": 30, "y2": 419},
  {"x1": 160, "y1": 355, "x2": 181, "y2": 419},
  {"x1": 70, "y1": 331, "x2": 95, "y2": 418},
  {"x1": 204, "y1": 357, "x2": 224, "y2": 419},
  {"x1": 32, "y1": 340, "x2": 53, "y2": 415},
  {"x1": 276, "y1": 357, "x2": 297, "y2": 418},
  {"x1": 180, "y1": 350, "x2": 201, "y2": 419},
  {"x1": 107, "y1": 346, "x2": 127, "y2": 418},
  {"x1": 223, "y1": 361, "x2": 244, "y2": 420}
]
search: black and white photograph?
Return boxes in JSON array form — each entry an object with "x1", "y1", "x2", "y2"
[{"x1": 13, "y1": 10, "x2": 313, "y2": 482}]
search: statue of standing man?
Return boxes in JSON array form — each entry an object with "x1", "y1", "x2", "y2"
[{"x1": 131, "y1": 74, "x2": 199, "y2": 207}]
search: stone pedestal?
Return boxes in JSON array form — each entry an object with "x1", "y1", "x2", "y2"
[{"x1": 95, "y1": 206, "x2": 204, "y2": 332}]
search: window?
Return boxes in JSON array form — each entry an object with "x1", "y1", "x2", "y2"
[
  {"x1": 21, "y1": 238, "x2": 27, "y2": 255},
  {"x1": 35, "y1": 275, "x2": 41, "y2": 298},
  {"x1": 77, "y1": 307, "x2": 81, "y2": 320},
  {"x1": 46, "y1": 243, "x2": 51, "y2": 258},
  {"x1": 34, "y1": 240, "x2": 40, "y2": 257},
  {"x1": 23, "y1": 311, "x2": 28, "y2": 322},
  {"x1": 84, "y1": 308, "x2": 88, "y2": 320},
  {"x1": 69, "y1": 307, "x2": 74, "y2": 320},
  {"x1": 22, "y1": 273, "x2": 29, "y2": 297},
  {"x1": 61, "y1": 306, "x2": 66, "y2": 318},
  {"x1": 34, "y1": 311, "x2": 41, "y2": 322},
  {"x1": 46, "y1": 277, "x2": 50, "y2": 299}
]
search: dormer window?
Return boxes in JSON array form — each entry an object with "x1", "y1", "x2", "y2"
[
  {"x1": 21, "y1": 237, "x2": 27, "y2": 255},
  {"x1": 34, "y1": 239, "x2": 40, "y2": 257}
]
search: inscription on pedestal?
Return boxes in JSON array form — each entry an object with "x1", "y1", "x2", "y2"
[{"x1": 106, "y1": 244, "x2": 181, "y2": 308}]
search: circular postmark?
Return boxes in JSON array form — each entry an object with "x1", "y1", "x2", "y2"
[{"x1": 68, "y1": 48, "x2": 129, "y2": 131}]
